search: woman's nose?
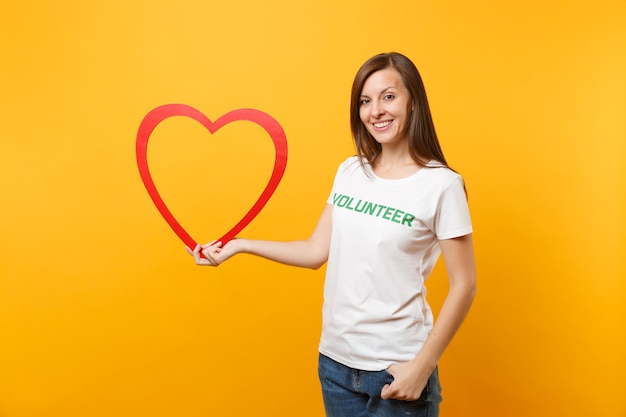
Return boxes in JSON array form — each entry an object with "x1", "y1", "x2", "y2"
[{"x1": 371, "y1": 100, "x2": 385, "y2": 116}]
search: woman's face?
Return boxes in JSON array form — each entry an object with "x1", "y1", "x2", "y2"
[{"x1": 359, "y1": 67, "x2": 413, "y2": 147}]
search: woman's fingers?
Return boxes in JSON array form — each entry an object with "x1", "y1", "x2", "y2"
[
  {"x1": 186, "y1": 242, "x2": 227, "y2": 266},
  {"x1": 201, "y1": 242, "x2": 222, "y2": 264},
  {"x1": 185, "y1": 244, "x2": 211, "y2": 266}
]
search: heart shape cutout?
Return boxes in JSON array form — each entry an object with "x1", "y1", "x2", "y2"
[{"x1": 136, "y1": 103, "x2": 288, "y2": 249}]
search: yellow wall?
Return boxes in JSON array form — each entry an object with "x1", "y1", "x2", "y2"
[{"x1": 1, "y1": 1, "x2": 624, "y2": 416}]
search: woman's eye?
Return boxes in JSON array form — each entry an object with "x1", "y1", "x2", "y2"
[
  {"x1": 360, "y1": 98, "x2": 370, "y2": 105},
  {"x1": 384, "y1": 94, "x2": 394, "y2": 100}
]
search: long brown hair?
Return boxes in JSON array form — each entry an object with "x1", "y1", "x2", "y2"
[{"x1": 350, "y1": 52, "x2": 448, "y2": 168}]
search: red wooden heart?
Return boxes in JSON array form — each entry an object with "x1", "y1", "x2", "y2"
[{"x1": 136, "y1": 103, "x2": 288, "y2": 249}]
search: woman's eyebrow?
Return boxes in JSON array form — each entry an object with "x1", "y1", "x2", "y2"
[{"x1": 361, "y1": 86, "x2": 396, "y2": 98}]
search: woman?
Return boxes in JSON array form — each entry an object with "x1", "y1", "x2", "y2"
[{"x1": 188, "y1": 52, "x2": 476, "y2": 417}]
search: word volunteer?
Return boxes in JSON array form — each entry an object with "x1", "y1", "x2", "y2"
[{"x1": 331, "y1": 193, "x2": 416, "y2": 227}]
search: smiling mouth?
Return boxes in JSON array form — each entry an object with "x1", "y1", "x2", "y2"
[{"x1": 373, "y1": 120, "x2": 393, "y2": 129}]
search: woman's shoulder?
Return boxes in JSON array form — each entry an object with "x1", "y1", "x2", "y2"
[
  {"x1": 422, "y1": 160, "x2": 464, "y2": 185},
  {"x1": 336, "y1": 155, "x2": 364, "y2": 172},
  {"x1": 341, "y1": 155, "x2": 361, "y2": 166}
]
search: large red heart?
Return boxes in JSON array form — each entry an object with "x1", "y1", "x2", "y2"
[{"x1": 136, "y1": 103, "x2": 288, "y2": 249}]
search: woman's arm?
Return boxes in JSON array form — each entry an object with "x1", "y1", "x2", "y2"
[
  {"x1": 381, "y1": 233, "x2": 477, "y2": 400},
  {"x1": 188, "y1": 203, "x2": 333, "y2": 270}
]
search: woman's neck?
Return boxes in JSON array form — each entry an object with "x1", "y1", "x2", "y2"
[{"x1": 372, "y1": 146, "x2": 422, "y2": 179}]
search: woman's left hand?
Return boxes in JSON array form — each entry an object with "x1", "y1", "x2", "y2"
[{"x1": 380, "y1": 360, "x2": 432, "y2": 401}]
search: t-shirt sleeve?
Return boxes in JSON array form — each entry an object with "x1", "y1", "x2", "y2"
[
  {"x1": 326, "y1": 157, "x2": 354, "y2": 205},
  {"x1": 327, "y1": 167, "x2": 341, "y2": 205},
  {"x1": 434, "y1": 176, "x2": 473, "y2": 240}
]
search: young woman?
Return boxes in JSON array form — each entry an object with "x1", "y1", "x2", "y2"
[{"x1": 188, "y1": 52, "x2": 476, "y2": 417}]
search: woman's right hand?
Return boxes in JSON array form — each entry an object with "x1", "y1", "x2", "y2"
[{"x1": 186, "y1": 239, "x2": 243, "y2": 266}]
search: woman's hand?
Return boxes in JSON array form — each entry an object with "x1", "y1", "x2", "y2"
[
  {"x1": 185, "y1": 241, "x2": 221, "y2": 266},
  {"x1": 186, "y1": 239, "x2": 243, "y2": 266},
  {"x1": 381, "y1": 360, "x2": 433, "y2": 401}
]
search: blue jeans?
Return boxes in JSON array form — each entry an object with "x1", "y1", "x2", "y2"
[{"x1": 318, "y1": 353, "x2": 442, "y2": 417}]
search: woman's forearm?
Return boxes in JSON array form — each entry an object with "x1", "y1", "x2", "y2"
[
  {"x1": 415, "y1": 234, "x2": 476, "y2": 367},
  {"x1": 207, "y1": 204, "x2": 333, "y2": 269},
  {"x1": 237, "y1": 238, "x2": 329, "y2": 269},
  {"x1": 414, "y1": 278, "x2": 476, "y2": 369}
]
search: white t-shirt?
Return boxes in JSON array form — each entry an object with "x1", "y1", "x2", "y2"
[{"x1": 318, "y1": 156, "x2": 472, "y2": 371}]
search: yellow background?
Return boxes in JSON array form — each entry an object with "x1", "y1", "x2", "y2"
[{"x1": 1, "y1": 1, "x2": 625, "y2": 416}]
